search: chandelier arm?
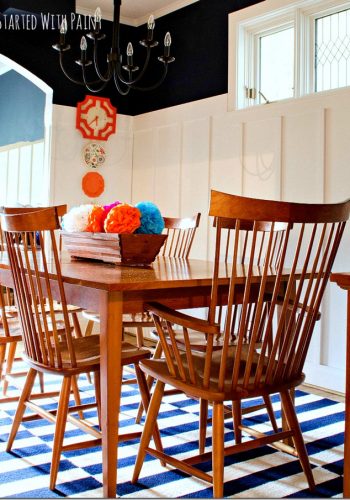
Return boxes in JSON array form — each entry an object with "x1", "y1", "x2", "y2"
[
  {"x1": 113, "y1": 71, "x2": 131, "y2": 96},
  {"x1": 59, "y1": 52, "x2": 86, "y2": 86},
  {"x1": 130, "y1": 64, "x2": 169, "y2": 91},
  {"x1": 93, "y1": 41, "x2": 113, "y2": 82},
  {"x1": 81, "y1": 65, "x2": 110, "y2": 93},
  {"x1": 116, "y1": 46, "x2": 152, "y2": 85}
]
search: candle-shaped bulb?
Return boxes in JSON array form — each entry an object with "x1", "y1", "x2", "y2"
[
  {"x1": 148, "y1": 14, "x2": 155, "y2": 30},
  {"x1": 80, "y1": 36, "x2": 87, "y2": 51},
  {"x1": 127, "y1": 42, "x2": 134, "y2": 66},
  {"x1": 164, "y1": 32, "x2": 172, "y2": 57},
  {"x1": 94, "y1": 7, "x2": 102, "y2": 32},
  {"x1": 147, "y1": 14, "x2": 155, "y2": 41},
  {"x1": 59, "y1": 17, "x2": 67, "y2": 46},
  {"x1": 60, "y1": 17, "x2": 68, "y2": 34},
  {"x1": 164, "y1": 32, "x2": 172, "y2": 47}
]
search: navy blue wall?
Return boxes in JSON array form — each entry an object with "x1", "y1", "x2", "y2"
[
  {"x1": 0, "y1": 1, "x2": 262, "y2": 116},
  {"x1": 0, "y1": 69, "x2": 45, "y2": 147}
]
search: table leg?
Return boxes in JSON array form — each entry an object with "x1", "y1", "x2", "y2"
[
  {"x1": 99, "y1": 290, "x2": 123, "y2": 498},
  {"x1": 344, "y1": 293, "x2": 350, "y2": 497}
]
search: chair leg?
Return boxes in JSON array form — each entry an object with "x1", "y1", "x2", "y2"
[
  {"x1": 50, "y1": 376, "x2": 72, "y2": 490},
  {"x1": 93, "y1": 370, "x2": 101, "y2": 429},
  {"x1": 3, "y1": 341, "x2": 16, "y2": 396},
  {"x1": 0, "y1": 344, "x2": 6, "y2": 391},
  {"x1": 135, "y1": 340, "x2": 163, "y2": 425},
  {"x1": 212, "y1": 402, "x2": 224, "y2": 498},
  {"x1": 263, "y1": 394, "x2": 279, "y2": 432},
  {"x1": 6, "y1": 368, "x2": 37, "y2": 451},
  {"x1": 132, "y1": 379, "x2": 165, "y2": 483},
  {"x1": 71, "y1": 375, "x2": 84, "y2": 420},
  {"x1": 38, "y1": 372, "x2": 45, "y2": 393},
  {"x1": 232, "y1": 400, "x2": 242, "y2": 444},
  {"x1": 136, "y1": 326, "x2": 144, "y2": 348},
  {"x1": 280, "y1": 390, "x2": 315, "y2": 492},
  {"x1": 84, "y1": 320, "x2": 94, "y2": 337},
  {"x1": 71, "y1": 312, "x2": 83, "y2": 339},
  {"x1": 134, "y1": 364, "x2": 164, "y2": 460},
  {"x1": 199, "y1": 399, "x2": 208, "y2": 454}
]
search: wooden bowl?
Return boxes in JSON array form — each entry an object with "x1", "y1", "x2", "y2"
[{"x1": 61, "y1": 231, "x2": 167, "y2": 266}]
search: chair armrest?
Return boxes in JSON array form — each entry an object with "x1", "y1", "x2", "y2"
[
  {"x1": 275, "y1": 297, "x2": 321, "y2": 321},
  {"x1": 146, "y1": 302, "x2": 220, "y2": 335}
]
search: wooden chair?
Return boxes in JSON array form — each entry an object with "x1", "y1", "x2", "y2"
[
  {"x1": 132, "y1": 190, "x2": 350, "y2": 497},
  {"x1": 0, "y1": 205, "x2": 85, "y2": 394},
  {"x1": 1, "y1": 208, "x2": 162, "y2": 490},
  {"x1": 0, "y1": 286, "x2": 23, "y2": 397}
]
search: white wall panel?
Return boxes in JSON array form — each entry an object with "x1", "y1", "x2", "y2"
[
  {"x1": 209, "y1": 115, "x2": 243, "y2": 260},
  {"x1": 154, "y1": 124, "x2": 181, "y2": 215},
  {"x1": 181, "y1": 118, "x2": 210, "y2": 259},
  {"x1": 31, "y1": 142, "x2": 45, "y2": 205},
  {"x1": 283, "y1": 110, "x2": 325, "y2": 203},
  {"x1": 7, "y1": 148, "x2": 20, "y2": 205},
  {"x1": 243, "y1": 117, "x2": 281, "y2": 200},
  {"x1": 0, "y1": 151, "x2": 8, "y2": 204},
  {"x1": 18, "y1": 144, "x2": 32, "y2": 206},
  {"x1": 132, "y1": 129, "x2": 155, "y2": 203},
  {"x1": 131, "y1": 89, "x2": 350, "y2": 393}
]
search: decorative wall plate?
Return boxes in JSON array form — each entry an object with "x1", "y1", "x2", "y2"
[
  {"x1": 82, "y1": 171, "x2": 105, "y2": 198},
  {"x1": 83, "y1": 142, "x2": 106, "y2": 169}
]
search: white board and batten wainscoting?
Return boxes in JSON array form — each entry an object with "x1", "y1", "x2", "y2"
[{"x1": 130, "y1": 88, "x2": 350, "y2": 395}]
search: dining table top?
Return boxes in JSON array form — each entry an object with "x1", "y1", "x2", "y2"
[{"x1": 0, "y1": 251, "x2": 286, "y2": 291}]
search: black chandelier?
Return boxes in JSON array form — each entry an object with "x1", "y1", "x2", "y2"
[{"x1": 52, "y1": 0, "x2": 175, "y2": 95}]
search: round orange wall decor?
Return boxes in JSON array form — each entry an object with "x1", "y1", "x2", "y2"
[{"x1": 82, "y1": 171, "x2": 105, "y2": 198}]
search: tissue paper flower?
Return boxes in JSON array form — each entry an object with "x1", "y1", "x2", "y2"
[
  {"x1": 86, "y1": 205, "x2": 106, "y2": 233},
  {"x1": 62, "y1": 204, "x2": 94, "y2": 233},
  {"x1": 104, "y1": 204, "x2": 141, "y2": 234},
  {"x1": 135, "y1": 201, "x2": 164, "y2": 234},
  {"x1": 101, "y1": 200, "x2": 121, "y2": 226}
]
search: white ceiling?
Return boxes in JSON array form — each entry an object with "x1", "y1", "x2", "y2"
[{"x1": 76, "y1": 0, "x2": 199, "y2": 26}]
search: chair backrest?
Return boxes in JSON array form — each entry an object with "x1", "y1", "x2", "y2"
[
  {"x1": 0, "y1": 208, "x2": 76, "y2": 370},
  {"x1": 161, "y1": 213, "x2": 201, "y2": 258},
  {"x1": 0, "y1": 205, "x2": 67, "y2": 251},
  {"x1": 1, "y1": 205, "x2": 67, "y2": 217},
  {"x1": 156, "y1": 191, "x2": 350, "y2": 396},
  {"x1": 213, "y1": 217, "x2": 290, "y2": 341}
]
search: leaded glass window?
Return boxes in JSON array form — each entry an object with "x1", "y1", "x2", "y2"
[{"x1": 315, "y1": 9, "x2": 350, "y2": 92}]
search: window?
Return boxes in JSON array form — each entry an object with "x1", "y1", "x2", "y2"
[
  {"x1": 229, "y1": 0, "x2": 350, "y2": 110},
  {"x1": 259, "y1": 27, "x2": 294, "y2": 102},
  {"x1": 315, "y1": 8, "x2": 350, "y2": 92}
]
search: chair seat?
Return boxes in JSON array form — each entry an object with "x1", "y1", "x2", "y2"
[
  {"x1": 43, "y1": 303, "x2": 83, "y2": 315},
  {"x1": 83, "y1": 310, "x2": 154, "y2": 328},
  {"x1": 140, "y1": 345, "x2": 284, "y2": 401}
]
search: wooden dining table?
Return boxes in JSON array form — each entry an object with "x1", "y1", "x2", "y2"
[
  {"x1": 1, "y1": 251, "x2": 346, "y2": 498},
  {"x1": 0, "y1": 253, "x2": 229, "y2": 498}
]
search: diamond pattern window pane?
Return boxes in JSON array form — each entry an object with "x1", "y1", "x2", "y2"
[{"x1": 315, "y1": 9, "x2": 350, "y2": 92}]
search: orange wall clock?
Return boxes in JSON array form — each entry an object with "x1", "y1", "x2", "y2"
[
  {"x1": 82, "y1": 171, "x2": 105, "y2": 198},
  {"x1": 76, "y1": 95, "x2": 117, "y2": 141}
]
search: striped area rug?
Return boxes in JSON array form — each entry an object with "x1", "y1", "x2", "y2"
[{"x1": 0, "y1": 372, "x2": 345, "y2": 498}]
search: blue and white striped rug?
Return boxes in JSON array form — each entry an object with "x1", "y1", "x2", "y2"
[{"x1": 0, "y1": 372, "x2": 345, "y2": 498}]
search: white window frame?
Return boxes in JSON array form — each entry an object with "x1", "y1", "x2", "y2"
[{"x1": 228, "y1": 0, "x2": 350, "y2": 111}]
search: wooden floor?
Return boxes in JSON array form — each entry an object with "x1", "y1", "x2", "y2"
[{"x1": 301, "y1": 383, "x2": 345, "y2": 403}]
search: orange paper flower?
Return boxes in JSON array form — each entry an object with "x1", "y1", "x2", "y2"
[
  {"x1": 104, "y1": 204, "x2": 141, "y2": 234},
  {"x1": 86, "y1": 205, "x2": 106, "y2": 233}
]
